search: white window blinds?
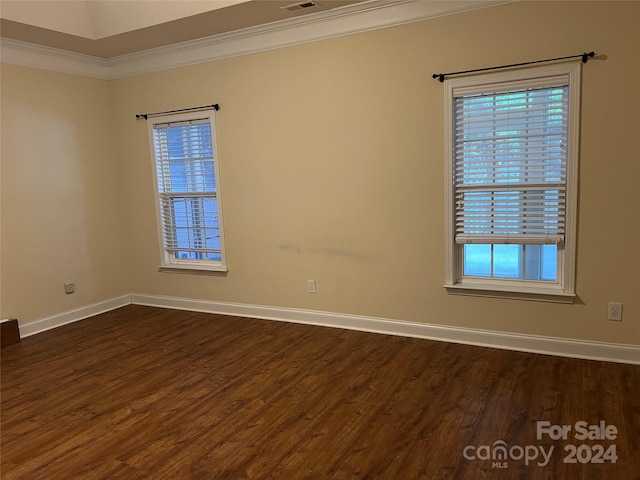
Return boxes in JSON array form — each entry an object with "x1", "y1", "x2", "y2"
[
  {"x1": 152, "y1": 118, "x2": 222, "y2": 262},
  {"x1": 453, "y1": 81, "x2": 569, "y2": 245}
]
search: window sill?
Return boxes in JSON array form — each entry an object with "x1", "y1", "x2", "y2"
[
  {"x1": 444, "y1": 282, "x2": 575, "y2": 304},
  {"x1": 159, "y1": 263, "x2": 228, "y2": 275}
]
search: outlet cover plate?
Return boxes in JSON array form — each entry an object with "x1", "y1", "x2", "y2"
[{"x1": 608, "y1": 302, "x2": 622, "y2": 321}]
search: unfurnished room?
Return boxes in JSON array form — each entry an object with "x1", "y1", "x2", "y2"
[{"x1": 0, "y1": 1, "x2": 638, "y2": 479}]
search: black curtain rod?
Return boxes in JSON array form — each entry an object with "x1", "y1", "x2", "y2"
[
  {"x1": 432, "y1": 51, "x2": 595, "y2": 83},
  {"x1": 136, "y1": 103, "x2": 219, "y2": 120}
]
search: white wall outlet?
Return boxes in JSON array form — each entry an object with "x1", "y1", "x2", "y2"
[
  {"x1": 307, "y1": 279, "x2": 316, "y2": 294},
  {"x1": 64, "y1": 283, "x2": 75, "y2": 294},
  {"x1": 607, "y1": 302, "x2": 622, "y2": 321}
]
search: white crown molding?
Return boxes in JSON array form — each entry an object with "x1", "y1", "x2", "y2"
[
  {"x1": 1, "y1": 0, "x2": 508, "y2": 80},
  {"x1": 130, "y1": 293, "x2": 640, "y2": 365},
  {"x1": 107, "y1": 0, "x2": 504, "y2": 79},
  {"x1": 0, "y1": 37, "x2": 111, "y2": 79}
]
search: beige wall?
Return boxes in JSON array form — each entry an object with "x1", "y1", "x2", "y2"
[
  {"x1": 1, "y1": 64, "x2": 130, "y2": 323},
  {"x1": 2, "y1": 1, "x2": 639, "y2": 346}
]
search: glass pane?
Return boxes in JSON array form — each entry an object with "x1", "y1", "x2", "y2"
[
  {"x1": 493, "y1": 244, "x2": 522, "y2": 278},
  {"x1": 463, "y1": 244, "x2": 492, "y2": 277},
  {"x1": 540, "y1": 245, "x2": 557, "y2": 281},
  {"x1": 462, "y1": 243, "x2": 557, "y2": 282},
  {"x1": 523, "y1": 245, "x2": 557, "y2": 281},
  {"x1": 524, "y1": 244, "x2": 543, "y2": 280}
]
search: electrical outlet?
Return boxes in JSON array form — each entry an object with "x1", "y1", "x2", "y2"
[
  {"x1": 307, "y1": 279, "x2": 316, "y2": 294},
  {"x1": 64, "y1": 283, "x2": 75, "y2": 294},
  {"x1": 607, "y1": 302, "x2": 622, "y2": 321}
]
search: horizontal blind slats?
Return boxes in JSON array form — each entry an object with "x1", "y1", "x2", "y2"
[
  {"x1": 153, "y1": 120, "x2": 220, "y2": 258},
  {"x1": 455, "y1": 181, "x2": 566, "y2": 191},
  {"x1": 454, "y1": 108, "x2": 568, "y2": 126},
  {"x1": 453, "y1": 83, "x2": 569, "y2": 243},
  {"x1": 165, "y1": 248, "x2": 222, "y2": 254},
  {"x1": 455, "y1": 235, "x2": 563, "y2": 245}
]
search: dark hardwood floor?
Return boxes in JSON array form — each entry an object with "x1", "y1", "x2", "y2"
[{"x1": 1, "y1": 305, "x2": 638, "y2": 479}]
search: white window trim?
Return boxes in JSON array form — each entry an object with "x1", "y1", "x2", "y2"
[
  {"x1": 147, "y1": 110, "x2": 228, "y2": 273},
  {"x1": 443, "y1": 63, "x2": 581, "y2": 303}
]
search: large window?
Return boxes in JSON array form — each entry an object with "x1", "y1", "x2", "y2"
[
  {"x1": 148, "y1": 110, "x2": 226, "y2": 271},
  {"x1": 443, "y1": 63, "x2": 580, "y2": 301}
]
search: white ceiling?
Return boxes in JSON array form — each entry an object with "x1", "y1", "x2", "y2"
[
  {"x1": 0, "y1": 0, "x2": 371, "y2": 57},
  {"x1": 0, "y1": 0, "x2": 252, "y2": 39}
]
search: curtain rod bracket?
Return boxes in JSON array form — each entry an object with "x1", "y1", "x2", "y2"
[{"x1": 582, "y1": 51, "x2": 595, "y2": 63}]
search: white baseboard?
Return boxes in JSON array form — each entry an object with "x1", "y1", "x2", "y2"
[
  {"x1": 131, "y1": 293, "x2": 640, "y2": 365},
  {"x1": 14, "y1": 293, "x2": 638, "y2": 365},
  {"x1": 18, "y1": 295, "x2": 132, "y2": 338}
]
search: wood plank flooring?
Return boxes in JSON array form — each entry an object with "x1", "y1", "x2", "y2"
[{"x1": 1, "y1": 305, "x2": 639, "y2": 479}]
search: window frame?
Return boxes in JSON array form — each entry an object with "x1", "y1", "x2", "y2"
[
  {"x1": 443, "y1": 63, "x2": 580, "y2": 303},
  {"x1": 147, "y1": 109, "x2": 227, "y2": 273}
]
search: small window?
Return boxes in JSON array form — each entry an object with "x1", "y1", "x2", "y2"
[
  {"x1": 147, "y1": 110, "x2": 226, "y2": 272},
  {"x1": 443, "y1": 64, "x2": 580, "y2": 302}
]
